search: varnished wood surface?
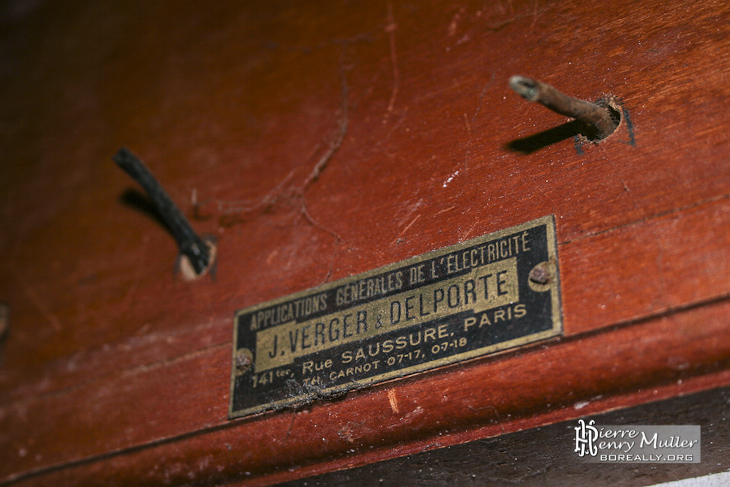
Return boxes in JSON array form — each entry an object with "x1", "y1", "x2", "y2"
[
  {"x1": 1, "y1": 0, "x2": 730, "y2": 485},
  {"x1": 276, "y1": 385, "x2": 730, "y2": 487}
]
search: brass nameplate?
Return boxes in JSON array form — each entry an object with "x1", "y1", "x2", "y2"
[{"x1": 229, "y1": 215, "x2": 562, "y2": 418}]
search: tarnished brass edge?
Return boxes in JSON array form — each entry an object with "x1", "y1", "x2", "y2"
[{"x1": 546, "y1": 214, "x2": 564, "y2": 337}]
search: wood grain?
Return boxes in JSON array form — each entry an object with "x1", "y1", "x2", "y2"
[
  {"x1": 5, "y1": 293, "x2": 730, "y2": 486},
  {"x1": 1, "y1": 0, "x2": 730, "y2": 484},
  {"x1": 276, "y1": 385, "x2": 730, "y2": 487}
]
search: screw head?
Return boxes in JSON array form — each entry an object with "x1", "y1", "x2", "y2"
[
  {"x1": 234, "y1": 349, "x2": 253, "y2": 375},
  {"x1": 529, "y1": 265, "x2": 550, "y2": 285}
]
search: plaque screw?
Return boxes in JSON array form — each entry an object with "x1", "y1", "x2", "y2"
[
  {"x1": 509, "y1": 76, "x2": 619, "y2": 140},
  {"x1": 529, "y1": 264, "x2": 550, "y2": 285},
  {"x1": 235, "y1": 349, "x2": 253, "y2": 375},
  {"x1": 113, "y1": 148, "x2": 216, "y2": 280}
]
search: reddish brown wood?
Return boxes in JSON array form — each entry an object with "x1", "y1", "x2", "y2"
[
  {"x1": 2, "y1": 0, "x2": 730, "y2": 485},
  {"x1": 5, "y1": 297, "x2": 730, "y2": 486},
  {"x1": 3, "y1": 195, "x2": 730, "y2": 478},
  {"x1": 274, "y1": 385, "x2": 730, "y2": 487}
]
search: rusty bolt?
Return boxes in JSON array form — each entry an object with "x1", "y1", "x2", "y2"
[
  {"x1": 509, "y1": 76, "x2": 619, "y2": 140},
  {"x1": 529, "y1": 265, "x2": 550, "y2": 285},
  {"x1": 235, "y1": 354, "x2": 250, "y2": 370},
  {"x1": 235, "y1": 350, "x2": 252, "y2": 374}
]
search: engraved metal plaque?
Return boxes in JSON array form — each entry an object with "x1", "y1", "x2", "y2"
[{"x1": 229, "y1": 215, "x2": 562, "y2": 418}]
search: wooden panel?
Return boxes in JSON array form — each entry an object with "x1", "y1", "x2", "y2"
[
  {"x1": 1, "y1": 0, "x2": 730, "y2": 485},
  {"x1": 275, "y1": 384, "x2": 730, "y2": 487},
  {"x1": 5, "y1": 298, "x2": 730, "y2": 485}
]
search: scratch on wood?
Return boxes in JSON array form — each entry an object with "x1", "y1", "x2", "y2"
[
  {"x1": 393, "y1": 214, "x2": 421, "y2": 245},
  {"x1": 297, "y1": 59, "x2": 350, "y2": 245},
  {"x1": 194, "y1": 168, "x2": 297, "y2": 218},
  {"x1": 14, "y1": 270, "x2": 61, "y2": 332},
  {"x1": 387, "y1": 389, "x2": 399, "y2": 413},
  {"x1": 619, "y1": 179, "x2": 668, "y2": 311},
  {"x1": 370, "y1": 112, "x2": 406, "y2": 154},
  {"x1": 192, "y1": 51, "x2": 351, "y2": 257},
  {"x1": 383, "y1": 0, "x2": 399, "y2": 123},
  {"x1": 467, "y1": 404, "x2": 506, "y2": 435},
  {"x1": 284, "y1": 411, "x2": 296, "y2": 441},
  {"x1": 312, "y1": 220, "x2": 342, "y2": 284},
  {"x1": 301, "y1": 204, "x2": 344, "y2": 244},
  {"x1": 442, "y1": 170, "x2": 460, "y2": 188},
  {"x1": 471, "y1": 75, "x2": 493, "y2": 121},
  {"x1": 563, "y1": 193, "x2": 730, "y2": 246},
  {"x1": 448, "y1": 7, "x2": 466, "y2": 36},
  {"x1": 396, "y1": 198, "x2": 424, "y2": 225},
  {"x1": 434, "y1": 205, "x2": 457, "y2": 216},
  {"x1": 463, "y1": 75, "x2": 494, "y2": 169},
  {"x1": 301, "y1": 66, "x2": 349, "y2": 190},
  {"x1": 459, "y1": 221, "x2": 479, "y2": 241},
  {"x1": 484, "y1": 6, "x2": 547, "y2": 32},
  {"x1": 399, "y1": 406, "x2": 424, "y2": 425},
  {"x1": 337, "y1": 423, "x2": 355, "y2": 442},
  {"x1": 653, "y1": 228, "x2": 669, "y2": 311},
  {"x1": 123, "y1": 342, "x2": 228, "y2": 377}
]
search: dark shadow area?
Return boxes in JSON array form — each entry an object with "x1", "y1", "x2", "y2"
[
  {"x1": 0, "y1": 302, "x2": 8, "y2": 370},
  {"x1": 505, "y1": 119, "x2": 587, "y2": 154},
  {"x1": 119, "y1": 188, "x2": 174, "y2": 237}
]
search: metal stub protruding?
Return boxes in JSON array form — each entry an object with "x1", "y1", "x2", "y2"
[
  {"x1": 113, "y1": 148, "x2": 217, "y2": 281},
  {"x1": 509, "y1": 76, "x2": 619, "y2": 140},
  {"x1": 178, "y1": 237, "x2": 218, "y2": 282}
]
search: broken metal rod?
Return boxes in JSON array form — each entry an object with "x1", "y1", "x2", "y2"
[
  {"x1": 509, "y1": 76, "x2": 617, "y2": 140},
  {"x1": 113, "y1": 147, "x2": 212, "y2": 276}
]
